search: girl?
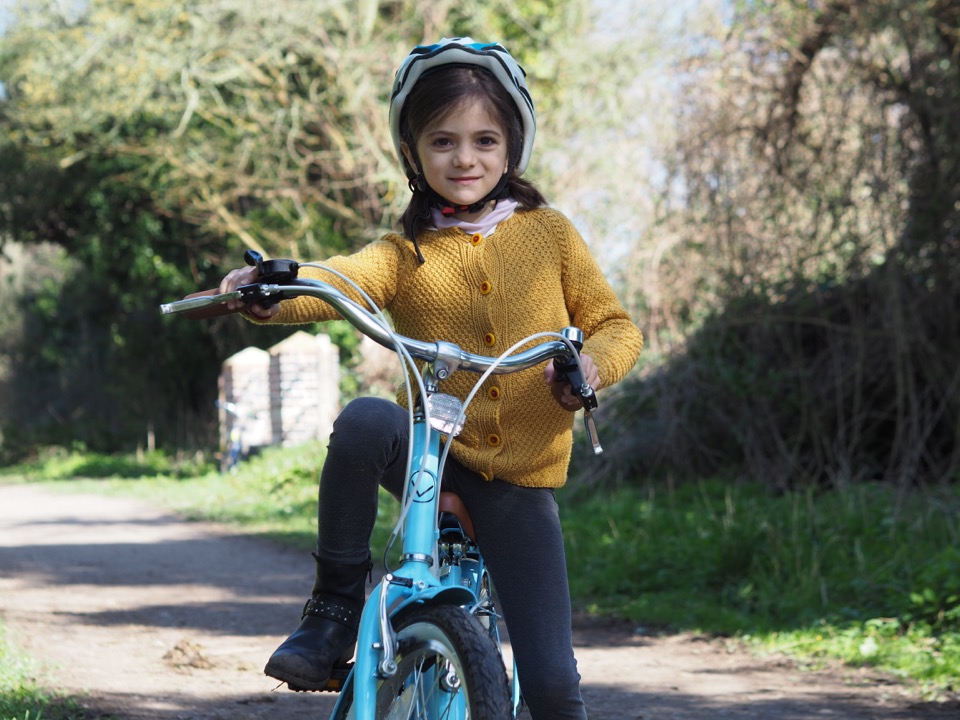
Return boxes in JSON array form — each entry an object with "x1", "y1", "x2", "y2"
[{"x1": 219, "y1": 37, "x2": 643, "y2": 719}]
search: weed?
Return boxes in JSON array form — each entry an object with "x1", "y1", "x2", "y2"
[{"x1": 0, "y1": 622, "x2": 89, "y2": 720}]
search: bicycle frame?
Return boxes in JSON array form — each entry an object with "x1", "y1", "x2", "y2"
[
  {"x1": 162, "y1": 266, "x2": 602, "y2": 720},
  {"x1": 336, "y1": 418, "x2": 478, "y2": 720}
]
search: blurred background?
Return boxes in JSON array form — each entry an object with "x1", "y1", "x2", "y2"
[{"x1": 0, "y1": 0, "x2": 956, "y2": 491}]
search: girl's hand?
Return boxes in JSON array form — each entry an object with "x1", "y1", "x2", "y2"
[
  {"x1": 544, "y1": 353, "x2": 600, "y2": 412},
  {"x1": 218, "y1": 266, "x2": 279, "y2": 319}
]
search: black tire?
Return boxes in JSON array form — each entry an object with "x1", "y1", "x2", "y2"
[{"x1": 335, "y1": 603, "x2": 511, "y2": 719}]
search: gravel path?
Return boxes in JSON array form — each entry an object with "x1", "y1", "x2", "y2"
[{"x1": 0, "y1": 483, "x2": 950, "y2": 720}]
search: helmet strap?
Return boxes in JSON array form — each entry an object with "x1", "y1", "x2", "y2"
[
  {"x1": 408, "y1": 172, "x2": 428, "y2": 194},
  {"x1": 404, "y1": 164, "x2": 510, "y2": 264},
  {"x1": 421, "y1": 170, "x2": 512, "y2": 217}
]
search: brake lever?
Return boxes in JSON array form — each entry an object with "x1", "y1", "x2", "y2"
[
  {"x1": 571, "y1": 378, "x2": 602, "y2": 455},
  {"x1": 581, "y1": 408, "x2": 603, "y2": 456},
  {"x1": 243, "y1": 250, "x2": 299, "y2": 308},
  {"x1": 554, "y1": 328, "x2": 603, "y2": 455}
]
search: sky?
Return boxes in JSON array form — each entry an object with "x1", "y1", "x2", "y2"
[
  {"x1": 0, "y1": 0, "x2": 12, "y2": 97},
  {"x1": 0, "y1": 0, "x2": 11, "y2": 35}
]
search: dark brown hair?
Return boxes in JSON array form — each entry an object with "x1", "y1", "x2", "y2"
[{"x1": 397, "y1": 65, "x2": 547, "y2": 241}]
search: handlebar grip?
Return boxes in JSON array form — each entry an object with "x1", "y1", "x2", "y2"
[
  {"x1": 550, "y1": 327, "x2": 598, "y2": 413},
  {"x1": 552, "y1": 327, "x2": 585, "y2": 379},
  {"x1": 179, "y1": 289, "x2": 244, "y2": 320}
]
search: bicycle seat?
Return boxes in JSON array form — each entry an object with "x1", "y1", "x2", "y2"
[{"x1": 438, "y1": 492, "x2": 476, "y2": 541}]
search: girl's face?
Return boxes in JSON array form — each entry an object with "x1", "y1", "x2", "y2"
[{"x1": 402, "y1": 97, "x2": 510, "y2": 220}]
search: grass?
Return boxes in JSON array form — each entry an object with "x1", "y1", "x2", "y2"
[
  {"x1": 0, "y1": 622, "x2": 88, "y2": 720},
  {"x1": 2, "y1": 447, "x2": 958, "y2": 703},
  {"x1": 2, "y1": 443, "x2": 400, "y2": 558},
  {"x1": 560, "y1": 478, "x2": 960, "y2": 699}
]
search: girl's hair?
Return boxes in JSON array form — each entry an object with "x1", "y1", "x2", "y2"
[{"x1": 398, "y1": 65, "x2": 547, "y2": 240}]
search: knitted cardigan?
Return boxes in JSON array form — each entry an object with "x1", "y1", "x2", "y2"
[{"x1": 260, "y1": 207, "x2": 643, "y2": 488}]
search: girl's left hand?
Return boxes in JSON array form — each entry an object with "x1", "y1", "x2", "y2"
[{"x1": 544, "y1": 353, "x2": 600, "y2": 412}]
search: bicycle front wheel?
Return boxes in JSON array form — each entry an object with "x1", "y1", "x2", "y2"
[{"x1": 338, "y1": 603, "x2": 511, "y2": 720}]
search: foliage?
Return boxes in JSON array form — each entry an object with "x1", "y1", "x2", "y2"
[
  {"x1": 0, "y1": 0, "x2": 584, "y2": 251},
  {"x1": 2, "y1": 444, "x2": 212, "y2": 480},
  {"x1": 602, "y1": 0, "x2": 960, "y2": 486},
  {"x1": 0, "y1": 0, "x2": 592, "y2": 460},
  {"x1": 595, "y1": 267, "x2": 960, "y2": 486},
  {"x1": 561, "y1": 478, "x2": 960, "y2": 696}
]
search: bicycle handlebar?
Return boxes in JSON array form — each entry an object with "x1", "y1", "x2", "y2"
[
  {"x1": 161, "y1": 278, "x2": 578, "y2": 377},
  {"x1": 161, "y1": 264, "x2": 602, "y2": 453}
]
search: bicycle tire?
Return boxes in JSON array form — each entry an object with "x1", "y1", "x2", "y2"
[{"x1": 334, "y1": 603, "x2": 511, "y2": 720}]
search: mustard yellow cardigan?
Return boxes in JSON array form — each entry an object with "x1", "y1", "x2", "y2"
[{"x1": 260, "y1": 207, "x2": 643, "y2": 488}]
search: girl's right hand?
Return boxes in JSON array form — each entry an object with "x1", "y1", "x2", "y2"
[{"x1": 218, "y1": 266, "x2": 279, "y2": 319}]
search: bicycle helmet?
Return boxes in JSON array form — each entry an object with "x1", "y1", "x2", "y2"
[{"x1": 389, "y1": 37, "x2": 536, "y2": 176}]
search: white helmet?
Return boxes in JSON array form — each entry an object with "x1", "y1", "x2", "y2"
[{"x1": 389, "y1": 37, "x2": 537, "y2": 175}]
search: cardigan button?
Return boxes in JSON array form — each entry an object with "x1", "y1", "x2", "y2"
[
  {"x1": 487, "y1": 385, "x2": 501, "y2": 401},
  {"x1": 486, "y1": 433, "x2": 501, "y2": 447},
  {"x1": 479, "y1": 280, "x2": 492, "y2": 295},
  {"x1": 470, "y1": 233, "x2": 483, "y2": 246},
  {"x1": 483, "y1": 332, "x2": 496, "y2": 347}
]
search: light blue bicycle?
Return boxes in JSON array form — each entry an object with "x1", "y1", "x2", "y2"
[{"x1": 162, "y1": 252, "x2": 603, "y2": 720}]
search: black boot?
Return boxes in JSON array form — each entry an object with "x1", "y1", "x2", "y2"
[{"x1": 264, "y1": 555, "x2": 372, "y2": 691}]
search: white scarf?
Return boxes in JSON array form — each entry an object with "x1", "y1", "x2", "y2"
[{"x1": 430, "y1": 198, "x2": 519, "y2": 237}]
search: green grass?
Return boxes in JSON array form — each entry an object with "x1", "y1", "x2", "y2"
[
  {"x1": 560, "y1": 478, "x2": 960, "y2": 698},
  {"x1": 0, "y1": 622, "x2": 89, "y2": 720},
  {"x1": 2, "y1": 443, "x2": 399, "y2": 557},
  {"x1": 5, "y1": 445, "x2": 209, "y2": 481},
  {"x1": 2, "y1": 449, "x2": 958, "y2": 701}
]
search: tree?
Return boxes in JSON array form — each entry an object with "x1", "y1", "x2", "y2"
[
  {"x1": 0, "y1": 0, "x2": 591, "y2": 457},
  {"x1": 599, "y1": 0, "x2": 960, "y2": 487}
]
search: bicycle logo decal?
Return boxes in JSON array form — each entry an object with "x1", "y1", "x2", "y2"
[{"x1": 408, "y1": 471, "x2": 437, "y2": 503}]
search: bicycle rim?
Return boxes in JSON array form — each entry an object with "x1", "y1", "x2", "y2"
[{"x1": 337, "y1": 604, "x2": 510, "y2": 720}]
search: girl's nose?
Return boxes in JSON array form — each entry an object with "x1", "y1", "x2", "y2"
[{"x1": 453, "y1": 146, "x2": 475, "y2": 167}]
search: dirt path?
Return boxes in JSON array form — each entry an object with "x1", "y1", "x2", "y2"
[{"x1": 0, "y1": 483, "x2": 949, "y2": 720}]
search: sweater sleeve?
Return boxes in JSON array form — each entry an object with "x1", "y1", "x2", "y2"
[
  {"x1": 264, "y1": 239, "x2": 406, "y2": 325},
  {"x1": 554, "y1": 213, "x2": 643, "y2": 389}
]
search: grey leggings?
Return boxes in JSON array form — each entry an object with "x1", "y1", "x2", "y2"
[{"x1": 315, "y1": 397, "x2": 587, "y2": 720}]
